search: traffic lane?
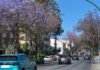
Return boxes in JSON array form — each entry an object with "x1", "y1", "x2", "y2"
[
  {"x1": 52, "y1": 60, "x2": 88, "y2": 70},
  {"x1": 38, "y1": 62, "x2": 64, "y2": 70},
  {"x1": 62, "y1": 60, "x2": 91, "y2": 70},
  {"x1": 38, "y1": 60, "x2": 100, "y2": 70},
  {"x1": 38, "y1": 60, "x2": 84, "y2": 70},
  {"x1": 60, "y1": 60, "x2": 100, "y2": 70}
]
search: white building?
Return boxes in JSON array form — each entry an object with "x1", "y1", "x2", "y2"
[{"x1": 50, "y1": 38, "x2": 71, "y2": 55}]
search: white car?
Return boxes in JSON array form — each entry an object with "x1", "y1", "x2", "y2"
[
  {"x1": 44, "y1": 55, "x2": 57, "y2": 64},
  {"x1": 58, "y1": 55, "x2": 71, "y2": 64},
  {"x1": 44, "y1": 56, "x2": 52, "y2": 64}
]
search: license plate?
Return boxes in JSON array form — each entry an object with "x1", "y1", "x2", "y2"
[{"x1": 0, "y1": 65, "x2": 10, "y2": 68}]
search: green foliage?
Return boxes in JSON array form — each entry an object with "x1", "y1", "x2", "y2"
[
  {"x1": 0, "y1": 49, "x2": 5, "y2": 54},
  {"x1": 44, "y1": 48, "x2": 55, "y2": 55},
  {"x1": 55, "y1": 24, "x2": 64, "y2": 36},
  {"x1": 35, "y1": 54, "x2": 45, "y2": 64},
  {"x1": 0, "y1": 0, "x2": 63, "y2": 60},
  {"x1": 35, "y1": 0, "x2": 50, "y2": 3},
  {"x1": 24, "y1": 49, "x2": 44, "y2": 64}
]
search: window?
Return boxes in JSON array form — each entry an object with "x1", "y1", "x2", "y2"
[
  {"x1": 23, "y1": 55, "x2": 29, "y2": 61},
  {"x1": 0, "y1": 56, "x2": 17, "y2": 61}
]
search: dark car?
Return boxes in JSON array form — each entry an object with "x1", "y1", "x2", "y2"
[
  {"x1": 72, "y1": 55, "x2": 79, "y2": 60},
  {"x1": 84, "y1": 55, "x2": 91, "y2": 60},
  {"x1": 58, "y1": 55, "x2": 71, "y2": 64}
]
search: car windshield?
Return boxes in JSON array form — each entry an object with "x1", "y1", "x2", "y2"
[
  {"x1": 0, "y1": 56, "x2": 17, "y2": 61},
  {"x1": 60, "y1": 55, "x2": 67, "y2": 57}
]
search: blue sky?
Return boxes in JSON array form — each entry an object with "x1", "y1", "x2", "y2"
[{"x1": 56, "y1": 0, "x2": 100, "y2": 38}]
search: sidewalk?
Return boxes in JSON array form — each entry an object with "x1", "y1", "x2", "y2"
[
  {"x1": 91, "y1": 63, "x2": 100, "y2": 70},
  {"x1": 91, "y1": 56, "x2": 100, "y2": 64}
]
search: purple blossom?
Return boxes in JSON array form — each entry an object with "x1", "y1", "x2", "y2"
[{"x1": 0, "y1": 0, "x2": 60, "y2": 33}]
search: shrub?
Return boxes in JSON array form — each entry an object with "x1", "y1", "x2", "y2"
[{"x1": 35, "y1": 53, "x2": 45, "y2": 64}]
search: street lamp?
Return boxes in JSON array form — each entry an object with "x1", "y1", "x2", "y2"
[{"x1": 86, "y1": 0, "x2": 100, "y2": 11}]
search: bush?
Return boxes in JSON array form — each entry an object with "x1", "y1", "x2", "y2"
[
  {"x1": 0, "y1": 49, "x2": 5, "y2": 54},
  {"x1": 26, "y1": 53, "x2": 45, "y2": 64},
  {"x1": 22, "y1": 49, "x2": 45, "y2": 64},
  {"x1": 35, "y1": 54, "x2": 45, "y2": 64}
]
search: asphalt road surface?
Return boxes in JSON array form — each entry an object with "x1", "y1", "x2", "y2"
[{"x1": 38, "y1": 60, "x2": 100, "y2": 70}]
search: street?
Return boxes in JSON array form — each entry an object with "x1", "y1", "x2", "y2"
[
  {"x1": 0, "y1": 0, "x2": 100, "y2": 70},
  {"x1": 38, "y1": 60, "x2": 100, "y2": 70}
]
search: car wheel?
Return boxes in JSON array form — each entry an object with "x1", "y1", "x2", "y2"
[
  {"x1": 58, "y1": 59, "x2": 61, "y2": 64},
  {"x1": 69, "y1": 61, "x2": 71, "y2": 64},
  {"x1": 58, "y1": 61, "x2": 62, "y2": 64},
  {"x1": 58, "y1": 60, "x2": 62, "y2": 64},
  {"x1": 77, "y1": 58, "x2": 79, "y2": 60},
  {"x1": 67, "y1": 61, "x2": 71, "y2": 64},
  {"x1": 34, "y1": 66, "x2": 37, "y2": 70}
]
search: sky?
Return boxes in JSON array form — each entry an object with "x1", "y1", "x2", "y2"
[{"x1": 56, "y1": 0, "x2": 100, "y2": 39}]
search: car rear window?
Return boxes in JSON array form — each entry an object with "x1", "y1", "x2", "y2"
[
  {"x1": 0, "y1": 56, "x2": 17, "y2": 61},
  {"x1": 60, "y1": 55, "x2": 67, "y2": 57}
]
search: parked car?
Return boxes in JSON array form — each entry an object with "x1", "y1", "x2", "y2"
[
  {"x1": 44, "y1": 56, "x2": 52, "y2": 64},
  {"x1": 72, "y1": 55, "x2": 79, "y2": 60},
  {"x1": 58, "y1": 55, "x2": 71, "y2": 64},
  {"x1": 44, "y1": 55, "x2": 57, "y2": 64},
  {"x1": 0, "y1": 54, "x2": 37, "y2": 70},
  {"x1": 84, "y1": 55, "x2": 91, "y2": 60}
]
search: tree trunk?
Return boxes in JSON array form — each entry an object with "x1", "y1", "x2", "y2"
[
  {"x1": 54, "y1": 35, "x2": 57, "y2": 54},
  {"x1": 34, "y1": 35, "x2": 38, "y2": 59}
]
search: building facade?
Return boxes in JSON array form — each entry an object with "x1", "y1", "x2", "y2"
[{"x1": 50, "y1": 38, "x2": 71, "y2": 55}]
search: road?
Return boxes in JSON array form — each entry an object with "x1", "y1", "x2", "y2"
[{"x1": 38, "y1": 60, "x2": 100, "y2": 70}]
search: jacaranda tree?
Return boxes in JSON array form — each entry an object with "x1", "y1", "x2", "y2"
[{"x1": 0, "y1": 0, "x2": 63, "y2": 54}]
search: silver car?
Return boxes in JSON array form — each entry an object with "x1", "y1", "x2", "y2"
[
  {"x1": 58, "y1": 55, "x2": 71, "y2": 64},
  {"x1": 0, "y1": 54, "x2": 37, "y2": 70}
]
